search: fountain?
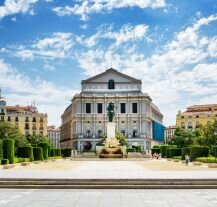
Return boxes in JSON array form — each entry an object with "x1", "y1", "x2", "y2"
[{"x1": 99, "y1": 102, "x2": 124, "y2": 158}]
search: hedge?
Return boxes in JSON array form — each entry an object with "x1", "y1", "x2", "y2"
[
  {"x1": 211, "y1": 146, "x2": 217, "y2": 157},
  {"x1": 196, "y1": 157, "x2": 217, "y2": 163},
  {"x1": 54, "y1": 149, "x2": 61, "y2": 157},
  {"x1": 61, "y1": 149, "x2": 72, "y2": 157},
  {"x1": 182, "y1": 147, "x2": 191, "y2": 160},
  {"x1": 33, "y1": 147, "x2": 43, "y2": 161},
  {"x1": 3, "y1": 138, "x2": 14, "y2": 164},
  {"x1": 168, "y1": 148, "x2": 182, "y2": 158},
  {"x1": 165, "y1": 145, "x2": 177, "y2": 158},
  {"x1": 132, "y1": 145, "x2": 142, "y2": 152},
  {"x1": 0, "y1": 140, "x2": 3, "y2": 159},
  {"x1": 14, "y1": 157, "x2": 30, "y2": 163},
  {"x1": 160, "y1": 145, "x2": 167, "y2": 157},
  {"x1": 50, "y1": 148, "x2": 55, "y2": 157},
  {"x1": 151, "y1": 148, "x2": 160, "y2": 154},
  {"x1": 1, "y1": 159, "x2": 9, "y2": 165},
  {"x1": 190, "y1": 146, "x2": 209, "y2": 161},
  {"x1": 17, "y1": 147, "x2": 34, "y2": 161},
  {"x1": 38, "y1": 142, "x2": 50, "y2": 160}
]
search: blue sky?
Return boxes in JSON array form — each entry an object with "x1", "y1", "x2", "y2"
[{"x1": 0, "y1": 0, "x2": 217, "y2": 127}]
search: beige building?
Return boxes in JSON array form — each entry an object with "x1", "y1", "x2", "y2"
[
  {"x1": 60, "y1": 68, "x2": 164, "y2": 153},
  {"x1": 48, "y1": 125, "x2": 60, "y2": 148},
  {"x1": 0, "y1": 90, "x2": 47, "y2": 136},
  {"x1": 176, "y1": 104, "x2": 217, "y2": 130},
  {"x1": 164, "y1": 126, "x2": 176, "y2": 143}
]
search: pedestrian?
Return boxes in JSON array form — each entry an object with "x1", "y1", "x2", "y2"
[
  {"x1": 185, "y1": 153, "x2": 190, "y2": 166},
  {"x1": 159, "y1": 153, "x2": 161, "y2": 160}
]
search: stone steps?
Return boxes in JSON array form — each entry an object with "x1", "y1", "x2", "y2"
[{"x1": 0, "y1": 179, "x2": 217, "y2": 189}]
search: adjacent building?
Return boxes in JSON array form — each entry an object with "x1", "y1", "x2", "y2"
[
  {"x1": 0, "y1": 90, "x2": 48, "y2": 136},
  {"x1": 48, "y1": 125, "x2": 60, "y2": 148},
  {"x1": 164, "y1": 125, "x2": 176, "y2": 143},
  {"x1": 60, "y1": 68, "x2": 164, "y2": 153},
  {"x1": 176, "y1": 104, "x2": 217, "y2": 130}
]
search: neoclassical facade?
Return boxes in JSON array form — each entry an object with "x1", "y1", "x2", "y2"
[{"x1": 60, "y1": 68, "x2": 164, "y2": 153}]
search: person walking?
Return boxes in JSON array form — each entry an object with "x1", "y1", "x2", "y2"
[{"x1": 185, "y1": 153, "x2": 190, "y2": 166}]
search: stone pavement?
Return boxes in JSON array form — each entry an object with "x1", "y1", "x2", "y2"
[
  {"x1": 0, "y1": 189, "x2": 217, "y2": 207},
  {"x1": 0, "y1": 160, "x2": 217, "y2": 179}
]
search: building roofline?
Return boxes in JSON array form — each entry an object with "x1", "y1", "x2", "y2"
[{"x1": 81, "y1": 68, "x2": 142, "y2": 84}]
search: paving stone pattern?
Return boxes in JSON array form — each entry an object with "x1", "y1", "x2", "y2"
[{"x1": 0, "y1": 189, "x2": 217, "y2": 207}]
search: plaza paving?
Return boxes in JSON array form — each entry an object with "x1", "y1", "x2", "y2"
[
  {"x1": 0, "y1": 189, "x2": 217, "y2": 207},
  {"x1": 0, "y1": 159, "x2": 217, "y2": 179}
]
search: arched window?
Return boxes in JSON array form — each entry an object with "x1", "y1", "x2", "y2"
[{"x1": 108, "y1": 79, "x2": 115, "y2": 89}]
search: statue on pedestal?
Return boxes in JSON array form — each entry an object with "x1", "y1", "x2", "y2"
[{"x1": 107, "y1": 102, "x2": 116, "y2": 122}]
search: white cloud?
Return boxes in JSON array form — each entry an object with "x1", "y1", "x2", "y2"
[
  {"x1": 0, "y1": 0, "x2": 38, "y2": 19},
  {"x1": 0, "y1": 59, "x2": 77, "y2": 126},
  {"x1": 53, "y1": 0, "x2": 167, "y2": 20},
  {"x1": 75, "y1": 14, "x2": 217, "y2": 126},
  {"x1": 77, "y1": 24, "x2": 149, "y2": 48},
  {"x1": 14, "y1": 32, "x2": 74, "y2": 60}
]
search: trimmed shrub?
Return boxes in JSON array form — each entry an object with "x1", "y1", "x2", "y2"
[
  {"x1": 33, "y1": 147, "x2": 43, "y2": 161},
  {"x1": 132, "y1": 145, "x2": 142, "y2": 152},
  {"x1": 160, "y1": 145, "x2": 167, "y2": 158},
  {"x1": 196, "y1": 157, "x2": 217, "y2": 163},
  {"x1": 50, "y1": 148, "x2": 55, "y2": 157},
  {"x1": 165, "y1": 145, "x2": 177, "y2": 158},
  {"x1": 3, "y1": 138, "x2": 15, "y2": 164},
  {"x1": 1, "y1": 159, "x2": 9, "y2": 165},
  {"x1": 190, "y1": 146, "x2": 209, "y2": 161},
  {"x1": 61, "y1": 149, "x2": 72, "y2": 157},
  {"x1": 211, "y1": 146, "x2": 217, "y2": 157},
  {"x1": 151, "y1": 148, "x2": 160, "y2": 155},
  {"x1": 168, "y1": 148, "x2": 182, "y2": 158},
  {"x1": 182, "y1": 147, "x2": 191, "y2": 160},
  {"x1": 0, "y1": 140, "x2": 3, "y2": 159},
  {"x1": 48, "y1": 145, "x2": 51, "y2": 157},
  {"x1": 17, "y1": 147, "x2": 33, "y2": 161},
  {"x1": 14, "y1": 157, "x2": 30, "y2": 163},
  {"x1": 127, "y1": 148, "x2": 137, "y2": 153},
  {"x1": 38, "y1": 142, "x2": 50, "y2": 160},
  {"x1": 54, "y1": 148, "x2": 61, "y2": 157}
]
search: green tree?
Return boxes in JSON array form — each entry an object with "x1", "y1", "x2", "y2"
[
  {"x1": 115, "y1": 132, "x2": 127, "y2": 146},
  {"x1": 26, "y1": 134, "x2": 49, "y2": 145},
  {"x1": 169, "y1": 127, "x2": 194, "y2": 148},
  {"x1": 0, "y1": 122, "x2": 28, "y2": 148}
]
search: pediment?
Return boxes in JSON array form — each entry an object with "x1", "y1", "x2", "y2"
[{"x1": 82, "y1": 68, "x2": 141, "y2": 84}]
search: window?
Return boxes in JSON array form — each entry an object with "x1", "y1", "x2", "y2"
[
  {"x1": 133, "y1": 121, "x2": 136, "y2": 124},
  {"x1": 196, "y1": 121, "x2": 200, "y2": 128},
  {"x1": 196, "y1": 115, "x2": 199, "y2": 118},
  {"x1": 188, "y1": 122, "x2": 192, "y2": 128},
  {"x1": 86, "y1": 130, "x2": 91, "y2": 138},
  {"x1": 86, "y1": 103, "x2": 91, "y2": 113},
  {"x1": 32, "y1": 117, "x2": 36, "y2": 122},
  {"x1": 181, "y1": 116, "x2": 184, "y2": 118},
  {"x1": 108, "y1": 79, "x2": 115, "y2": 89},
  {"x1": 121, "y1": 130, "x2": 125, "y2": 136},
  {"x1": 7, "y1": 116, "x2": 11, "y2": 121},
  {"x1": 25, "y1": 117, "x2": 29, "y2": 122},
  {"x1": 121, "y1": 121, "x2": 125, "y2": 124},
  {"x1": 133, "y1": 130, "x2": 137, "y2": 138},
  {"x1": 98, "y1": 130, "x2": 102, "y2": 138},
  {"x1": 99, "y1": 121, "x2": 101, "y2": 124},
  {"x1": 25, "y1": 131, "x2": 29, "y2": 136},
  {"x1": 188, "y1": 116, "x2": 192, "y2": 118},
  {"x1": 39, "y1": 118, "x2": 43, "y2": 122},
  {"x1": 132, "y1": 103, "x2": 138, "y2": 113},
  {"x1": 97, "y1": 103, "x2": 103, "y2": 114},
  {"x1": 1, "y1": 116, "x2": 4, "y2": 121},
  {"x1": 15, "y1": 117, "x2": 19, "y2": 122},
  {"x1": 25, "y1": 123, "x2": 29, "y2": 130},
  {"x1": 120, "y1": 103, "x2": 126, "y2": 113},
  {"x1": 181, "y1": 122, "x2": 185, "y2": 128}
]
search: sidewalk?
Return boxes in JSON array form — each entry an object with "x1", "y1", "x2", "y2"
[{"x1": 0, "y1": 159, "x2": 216, "y2": 179}]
